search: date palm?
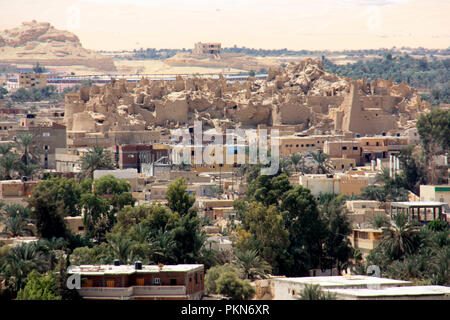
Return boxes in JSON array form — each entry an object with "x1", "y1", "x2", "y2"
[
  {"x1": 380, "y1": 212, "x2": 420, "y2": 260},
  {"x1": 311, "y1": 150, "x2": 333, "y2": 174},
  {"x1": 234, "y1": 249, "x2": 272, "y2": 280},
  {"x1": 15, "y1": 132, "x2": 39, "y2": 166},
  {"x1": 80, "y1": 146, "x2": 115, "y2": 179},
  {"x1": 0, "y1": 152, "x2": 21, "y2": 180},
  {"x1": 0, "y1": 143, "x2": 12, "y2": 156}
]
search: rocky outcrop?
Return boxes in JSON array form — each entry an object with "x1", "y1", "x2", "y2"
[{"x1": 0, "y1": 21, "x2": 116, "y2": 71}]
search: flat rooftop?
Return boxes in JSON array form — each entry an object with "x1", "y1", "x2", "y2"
[
  {"x1": 329, "y1": 285, "x2": 450, "y2": 299},
  {"x1": 391, "y1": 201, "x2": 446, "y2": 207},
  {"x1": 272, "y1": 276, "x2": 411, "y2": 288},
  {"x1": 68, "y1": 264, "x2": 204, "y2": 275}
]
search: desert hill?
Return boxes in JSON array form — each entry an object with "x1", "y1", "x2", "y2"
[{"x1": 0, "y1": 20, "x2": 116, "y2": 72}]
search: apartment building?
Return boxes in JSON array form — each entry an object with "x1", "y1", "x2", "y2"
[{"x1": 68, "y1": 263, "x2": 204, "y2": 300}]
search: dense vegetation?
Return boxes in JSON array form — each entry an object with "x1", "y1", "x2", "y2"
[
  {"x1": 323, "y1": 54, "x2": 450, "y2": 90},
  {"x1": 10, "y1": 86, "x2": 60, "y2": 102}
]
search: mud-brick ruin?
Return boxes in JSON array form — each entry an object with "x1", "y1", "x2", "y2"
[{"x1": 64, "y1": 58, "x2": 430, "y2": 148}]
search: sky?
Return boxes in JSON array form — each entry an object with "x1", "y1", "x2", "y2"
[{"x1": 0, "y1": 0, "x2": 449, "y2": 51}]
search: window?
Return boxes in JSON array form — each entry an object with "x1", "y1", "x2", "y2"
[
  {"x1": 342, "y1": 146, "x2": 347, "y2": 150},
  {"x1": 296, "y1": 144, "x2": 299, "y2": 147},
  {"x1": 170, "y1": 279, "x2": 177, "y2": 285},
  {"x1": 78, "y1": 226, "x2": 84, "y2": 231},
  {"x1": 195, "y1": 273, "x2": 198, "y2": 284},
  {"x1": 366, "y1": 142, "x2": 369, "y2": 145},
  {"x1": 84, "y1": 279, "x2": 93, "y2": 287},
  {"x1": 153, "y1": 278, "x2": 161, "y2": 285},
  {"x1": 306, "y1": 144, "x2": 309, "y2": 147},
  {"x1": 353, "y1": 147, "x2": 358, "y2": 150},
  {"x1": 359, "y1": 232, "x2": 369, "y2": 240}
]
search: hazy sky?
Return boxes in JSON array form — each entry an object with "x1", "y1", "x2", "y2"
[{"x1": 0, "y1": 0, "x2": 449, "y2": 51}]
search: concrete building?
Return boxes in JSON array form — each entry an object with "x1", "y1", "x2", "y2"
[
  {"x1": 279, "y1": 135, "x2": 335, "y2": 157},
  {"x1": 68, "y1": 263, "x2": 204, "y2": 300},
  {"x1": 328, "y1": 285, "x2": 450, "y2": 300},
  {"x1": 55, "y1": 148, "x2": 81, "y2": 173},
  {"x1": 420, "y1": 185, "x2": 450, "y2": 205},
  {"x1": 113, "y1": 144, "x2": 169, "y2": 172},
  {"x1": 65, "y1": 216, "x2": 85, "y2": 235},
  {"x1": 390, "y1": 201, "x2": 448, "y2": 224},
  {"x1": 324, "y1": 140, "x2": 362, "y2": 165},
  {"x1": 299, "y1": 173, "x2": 370, "y2": 197},
  {"x1": 360, "y1": 136, "x2": 408, "y2": 163},
  {"x1": 18, "y1": 73, "x2": 47, "y2": 89},
  {"x1": 193, "y1": 42, "x2": 221, "y2": 55},
  {"x1": 270, "y1": 276, "x2": 411, "y2": 300},
  {"x1": 349, "y1": 228, "x2": 382, "y2": 257},
  {"x1": 345, "y1": 200, "x2": 386, "y2": 227}
]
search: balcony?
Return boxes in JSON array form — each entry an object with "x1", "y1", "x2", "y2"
[{"x1": 78, "y1": 285, "x2": 187, "y2": 300}]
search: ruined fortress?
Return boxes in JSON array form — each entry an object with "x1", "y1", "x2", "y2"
[{"x1": 64, "y1": 58, "x2": 430, "y2": 148}]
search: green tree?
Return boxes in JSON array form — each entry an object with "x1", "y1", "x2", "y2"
[
  {"x1": 280, "y1": 185, "x2": 328, "y2": 275},
  {"x1": 166, "y1": 177, "x2": 195, "y2": 216},
  {"x1": 1, "y1": 242, "x2": 48, "y2": 294},
  {"x1": 81, "y1": 175, "x2": 135, "y2": 242},
  {"x1": 204, "y1": 264, "x2": 241, "y2": 295},
  {"x1": 236, "y1": 202, "x2": 289, "y2": 274},
  {"x1": 234, "y1": 249, "x2": 272, "y2": 280},
  {"x1": 80, "y1": 146, "x2": 115, "y2": 179},
  {"x1": 15, "y1": 132, "x2": 39, "y2": 166},
  {"x1": 27, "y1": 185, "x2": 69, "y2": 240},
  {"x1": 311, "y1": 150, "x2": 332, "y2": 174},
  {"x1": 16, "y1": 270, "x2": 61, "y2": 300},
  {"x1": 380, "y1": 212, "x2": 420, "y2": 260},
  {"x1": 321, "y1": 196, "x2": 353, "y2": 274},
  {"x1": 0, "y1": 152, "x2": 21, "y2": 179},
  {"x1": 215, "y1": 272, "x2": 255, "y2": 300},
  {"x1": 0, "y1": 204, "x2": 33, "y2": 237},
  {"x1": 32, "y1": 62, "x2": 46, "y2": 74},
  {"x1": 369, "y1": 214, "x2": 390, "y2": 229}
]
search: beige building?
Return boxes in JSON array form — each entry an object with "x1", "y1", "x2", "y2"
[
  {"x1": 65, "y1": 216, "x2": 85, "y2": 235},
  {"x1": 193, "y1": 42, "x2": 221, "y2": 55},
  {"x1": 279, "y1": 135, "x2": 336, "y2": 157},
  {"x1": 18, "y1": 73, "x2": 47, "y2": 89},
  {"x1": 420, "y1": 185, "x2": 450, "y2": 205},
  {"x1": 324, "y1": 140, "x2": 362, "y2": 165},
  {"x1": 349, "y1": 228, "x2": 382, "y2": 257}
]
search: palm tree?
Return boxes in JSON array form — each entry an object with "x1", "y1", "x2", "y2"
[
  {"x1": 80, "y1": 146, "x2": 115, "y2": 179},
  {"x1": 0, "y1": 143, "x2": 12, "y2": 156},
  {"x1": 0, "y1": 215, "x2": 33, "y2": 237},
  {"x1": 369, "y1": 214, "x2": 390, "y2": 229},
  {"x1": 311, "y1": 150, "x2": 333, "y2": 174},
  {"x1": 15, "y1": 132, "x2": 39, "y2": 166},
  {"x1": 297, "y1": 284, "x2": 337, "y2": 300},
  {"x1": 148, "y1": 230, "x2": 177, "y2": 264},
  {"x1": 1, "y1": 242, "x2": 46, "y2": 293},
  {"x1": 0, "y1": 152, "x2": 21, "y2": 179},
  {"x1": 108, "y1": 236, "x2": 136, "y2": 264},
  {"x1": 234, "y1": 249, "x2": 272, "y2": 280},
  {"x1": 380, "y1": 212, "x2": 420, "y2": 260},
  {"x1": 290, "y1": 154, "x2": 301, "y2": 172}
]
